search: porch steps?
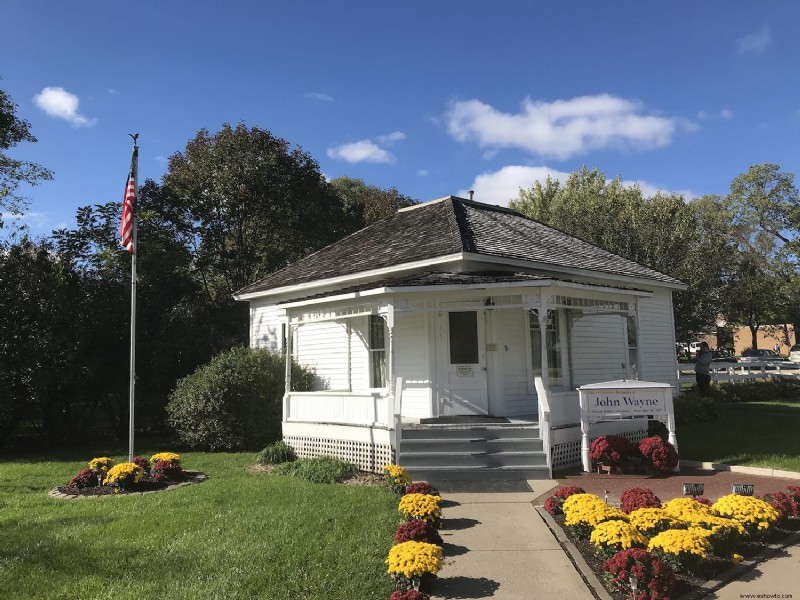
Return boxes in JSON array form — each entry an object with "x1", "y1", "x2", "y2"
[{"x1": 399, "y1": 424, "x2": 550, "y2": 481}]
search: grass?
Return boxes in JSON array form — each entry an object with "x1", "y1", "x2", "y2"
[
  {"x1": 0, "y1": 447, "x2": 399, "y2": 599},
  {"x1": 678, "y1": 400, "x2": 800, "y2": 472}
]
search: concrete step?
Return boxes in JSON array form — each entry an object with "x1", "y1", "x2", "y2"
[
  {"x1": 401, "y1": 425, "x2": 539, "y2": 440},
  {"x1": 400, "y1": 437, "x2": 544, "y2": 453},
  {"x1": 404, "y1": 465, "x2": 551, "y2": 481},
  {"x1": 399, "y1": 450, "x2": 547, "y2": 468}
]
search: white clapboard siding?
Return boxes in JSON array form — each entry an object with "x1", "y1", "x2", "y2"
[
  {"x1": 571, "y1": 314, "x2": 627, "y2": 387},
  {"x1": 496, "y1": 309, "x2": 536, "y2": 416},
  {"x1": 251, "y1": 302, "x2": 283, "y2": 351},
  {"x1": 394, "y1": 311, "x2": 432, "y2": 418},
  {"x1": 636, "y1": 290, "x2": 679, "y2": 389},
  {"x1": 295, "y1": 321, "x2": 350, "y2": 391}
]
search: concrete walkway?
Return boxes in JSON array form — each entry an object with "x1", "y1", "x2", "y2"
[
  {"x1": 430, "y1": 480, "x2": 592, "y2": 600},
  {"x1": 428, "y1": 478, "x2": 800, "y2": 600}
]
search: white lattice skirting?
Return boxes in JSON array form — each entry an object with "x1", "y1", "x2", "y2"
[{"x1": 284, "y1": 435, "x2": 394, "y2": 473}]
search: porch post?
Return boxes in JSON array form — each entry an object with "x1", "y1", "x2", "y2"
[
  {"x1": 538, "y1": 295, "x2": 550, "y2": 389},
  {"x1": 283, "y1": 315, "x2": 293, "y2": 423},
  {"x1": 386, "y1": 303, "x2": 396, "y2": 400}
]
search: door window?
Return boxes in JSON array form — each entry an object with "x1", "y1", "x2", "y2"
[
  {"x1": 448, "y1": 311, "x2": 479, "y2": 364},
  {"x1": 529, "y1": 310, "x2": 563, "y2": 386}
]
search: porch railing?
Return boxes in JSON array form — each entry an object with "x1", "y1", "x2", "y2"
[
  {"x1": 534, "y1": 376, "x2": 552, "y2": 477},
  {"x1": 286, "y1": 391, "x2": 391, "y2": 427}
]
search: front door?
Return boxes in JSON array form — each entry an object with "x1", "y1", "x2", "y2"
[{"x1": 441, "y1": 310, "x2": 489, "y2": 415}]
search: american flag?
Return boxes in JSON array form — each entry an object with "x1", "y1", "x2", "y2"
[{"x1": 120, "y1": 174, "x2": 135, "y2": 253}]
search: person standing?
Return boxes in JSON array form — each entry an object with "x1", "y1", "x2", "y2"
[{"x1": 694, "y1": 341, "x2": 713, "y2": 396}]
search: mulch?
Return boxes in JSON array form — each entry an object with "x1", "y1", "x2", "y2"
[{"x1": 55, "y1": 470, "x2": 206, "y2": 497}]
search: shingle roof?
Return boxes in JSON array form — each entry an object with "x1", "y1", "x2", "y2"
[{"x1": 235, "y1": 196, "x2": 683, "y2": 296}]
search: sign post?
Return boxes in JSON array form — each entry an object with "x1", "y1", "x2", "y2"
[{"x1": 578, "y1": 380, "x2": 676, "y2": 473}]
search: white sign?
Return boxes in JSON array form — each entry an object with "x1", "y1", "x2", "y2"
[
  {"x1": 584, "y1": 388, "x2": 670, "y2": 418},
  {"x1": 456, "y1": 365, "x2": 474, "y2": 377}
]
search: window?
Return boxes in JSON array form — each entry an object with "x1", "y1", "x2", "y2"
[
  {"x1": 448, "y1": 311, "x2": 479, "y2": 364},
  {"x1": 529, "y1": 310, "x2": 563, "y2": 386},
  {"x1": 626, "y1": 315, "x2": 638, "y2": 379},
  {"x1": 369, "y1": 315, "x2": 387, "y2": 387}
]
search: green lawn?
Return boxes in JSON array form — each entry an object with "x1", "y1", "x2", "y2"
[
  {"x1": 678, "y1": 401, "x2": 800, "y2": 472},
  {"x1": 0, "y1": 449, "x2": 399, "y2": 599}
]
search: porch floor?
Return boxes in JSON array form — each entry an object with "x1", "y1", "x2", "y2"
[{"x1": 403, "y1": 414, "x2": 538, "y2": 429}]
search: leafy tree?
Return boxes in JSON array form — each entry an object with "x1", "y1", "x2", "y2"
[
  {"x1": 0, "y1": 89, "x2": 53, "y2": 230},
  {"x1": 330, "y1": 176, "x2": 417, "y2": 225},
  {"x1": 163, "y1": 123, "x2": 355, "y2": 298}
]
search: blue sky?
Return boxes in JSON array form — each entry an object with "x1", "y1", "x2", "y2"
[{"x1": 2, "y1": 1, "x2": 799, "y2": 236}]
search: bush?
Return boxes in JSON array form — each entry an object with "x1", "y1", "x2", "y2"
[
  {"x1": 590, "y1": 520, "x2": 647, "y2": 559},
  {"x1": 543, "y1": 485, "x2": 585, "y2": 516},
  {"x1": 274, "y1": 456, "x2": 357, "y2": 484},
  {"x1": 394, "y1": 520, "x2": 443, "y2": 545},
  {"x1": 132, "y1": 456, "x2": 150, "y2": 473},
  {"x1": 398, "y1": 493, "x2": 442, "y2": 525},
  {"x1": 103, "y1": 462, "x2": 144, "y2": 489},
  {"x1": 166, "y1": 347, "x2": 315, "y2": 451},
  {"x1": 620, "y1": 488, "x2": 662, "y2": 513},
  {"x1": 638, "y1": 436, "x2": 678, "y2": 472},
  {"x1": 601, "y1": 548, "x2": 676, "y2": 600},
  {"x1": 257, "y1": 440, "x2": 296, "y2": 465},
  {"x1": 69, "y1": 468, "x2": 98, "y2": 489},
  {"x1": 390, "y1": 591, "x2": 430, "y2": 600},
  {"x1": 674, "y1": 392, "x2": 721, "y2": 425},
  {"x1": 384, "y1": 464, "x2": 411, "y2": 494},
  {"x1": 590, "y1": 435, "x2": 638, "y2": 468},
  {"x1": 759, "y1": 492, "x2": 799, "y2": 523},
  {"x1": 405, "y1": 482, "x2": 437, "y2": 496},
  {"x1": 151, "y1": 460, "x2": 184, "y2": 483}
]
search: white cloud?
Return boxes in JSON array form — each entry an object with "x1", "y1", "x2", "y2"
[
  {"x1": 327, "y1": 131, "x2": 406, "y2": 164},
  {"x1": 327, "y1": 140, "x2": 394, "y2": 164},
  {"x1": 696, "y1": 110, "x2": 708, "y2": 120},
  {"x1": 33, "y1": 87, "x2": 96, "y2": 127},
  {"x1": 301, "y1": 92, "x2": 335, "y2": 102},
  {"x1": 444, "y1": 95, "x2": 681, "y2": 160},
  {"x1": 738, "y1": 26, "x2": 771, "y2": 54},
  {"x1": 376, "y1": 131, "x2": 406, "y2": 145},
  {"x1": 108, "y1": 88, "x2": 119, "y2": 95},
  {"x1": 720, "y1": 109, "x2": 734, "y2": 120},
  {"x1": 457, "y1": 165, "x2": 695, "y2": 207},
  {"x1": 417, "y1": 169, "x2": 429, "y2": 176}
]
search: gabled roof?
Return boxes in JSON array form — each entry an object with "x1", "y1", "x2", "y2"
[{"x1": 235, "y1": 196, "x2": 683, "y2": 297}]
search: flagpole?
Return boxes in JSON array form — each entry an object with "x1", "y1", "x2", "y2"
[{"x1": 127, "y1": 133, "x2": 139, "y2": 463}]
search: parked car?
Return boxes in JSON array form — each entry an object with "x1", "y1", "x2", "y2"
[
  {"x1": 738, "y1": 348, "x2": 782, "y2": 362},
  {"x1": 711, "y1": 349, "x2": 737, "y2": 363},
  {"x1": 789, "y1": 344, "x2": 800, "y2": 363},
  {"x1": 688, "y1": 341, "x2": 703, "y2": 356}
]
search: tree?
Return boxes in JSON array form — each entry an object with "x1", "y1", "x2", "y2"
[
  {"x1": 0, "y1": 89, "x2": 53, "y2": 230},
  {"x1": 163, "y1": 123, "x2": 355, "y2": 298},
  {"x1": 329, "y1": 176, "x2": 417, "y2": 225}
]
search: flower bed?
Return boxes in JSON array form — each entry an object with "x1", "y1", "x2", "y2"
[
  {"x1": 545, "y1": 486, "x2": 800, "y2": 599},
  {"x1": 57, "y1": 453, "x2": 192, "y2": 496}
]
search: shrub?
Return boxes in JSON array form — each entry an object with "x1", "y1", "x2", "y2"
[
  {"x1": 628, "y1": 508, "x2": 684, "y2": 537},
  {"x1": 786, "y1": 485, "x2": 800, "y2": 504},
  {"x1": 257, "y1": 440, "x2": 296, "y2": 465},
  {"x1": 151, "y1": 460, "x2": 184, "y2": 483},
  {"x1": 167, "y1": 347, "x2": 315, "y2": 451},
  {"x1": 132, "y1": 456, "x2": 150, "y2": 473},
  {"x1": 759, "y1": 492, "x2": 799, "y2": 523},
  {"x1": 88, "y1": 457, "x2": 115, "y2": 473},
  {"x1": 274, "y1": 456, "x2": 358, "y2": 484},
  {"x1": 103, "y1": 462, "x2": 144, "y2": 489},
  {"x1": 590, "y1": 435, "x2": 638, "y2": 468},
  {"x1": 405, "y1": 482, "x2": 437, "y2": 496},
  {"x1": 543, "y1": 485, "x2": 585, "y2": 516},
  {"x1": 398, "y1": 493, "x2": 442, "y2": 525},
  {"x1": 674, "y1": 391, "x2": 721, "y2": 424},
  {"x1": 390, "y1": 591, "x2": 430, "y2": 600},
  {"x1": 384, "y1": 464, "x2": 411, "y2": 494},
  {"x1": 590, "y1": 520, "x2": 647, "y2": 559},
  {"x1": 638, "y1": 436, "x2": 678, "y2": 472},
  {"x1": 394, "y1": 520, "x2": 443, "y2": 546},
  {"x1": 562, "y1": 493, "x2": 627, "y2": 541},
  {"x1": 69, "y1": 468, "x2": 98, "y2": 489},
  {"x1": 647, "y1": 528, "x2": 712, "y2": 574},
  {"x1": 150, "y1": 452, "x2": 181, "y2": 466},
  {"x1": 601, "y1": 548, "x2": 676, "y2": 600},
  {"x1": 712, "y1": 494, "x2": 780, "y2": 537},
  {"x1": 620, "y1": 488, "x2": 662, "y2": 513},
  {"x1": 386, "y1": 541, "x2": 442, "y2": 591}
]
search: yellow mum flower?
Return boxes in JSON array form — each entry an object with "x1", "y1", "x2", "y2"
[
  {"x1": 399, "y1": 493, "x2": 441, "y2": 523},
  {"x1": 88, "y1": 457, "x2": 115, "y2": 472},
  {"x1": 648, "y1": 527, "x2": 712, "y2": 559},
  {"x1": 386, "y1": 541, "x2": 443, "y2": 579},
  {"x1": 103, "y1": 462, "x2": 144, "y2": 487},
  {"x1": 150, "y1": 452, "x2": 181, "y2": 465},
  {"x1": 712, "y1": 495, "x2": 779, "y2": 533},
  {"x1": 628, "y1": 508, "x2": 684, "y2": 536},
  {"x1": 563, "y1": 494, "x2": 626, "y2": 528},
  {"x1": 383, "y1": 464, "x2": 411, "y2": 485},
  {"x1": 590, "y1": 520, "x2": 647, "y2": 553}
]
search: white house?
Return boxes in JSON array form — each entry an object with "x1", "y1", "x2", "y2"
[{"x1": 234, "y1": 196, "x2": 685, "y2": 479}]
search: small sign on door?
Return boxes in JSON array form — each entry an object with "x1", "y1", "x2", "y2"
[{"x1": 456, "y1": 365, "x2": 474, "y2": 377}]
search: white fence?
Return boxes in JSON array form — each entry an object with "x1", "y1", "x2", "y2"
[{"x1": 678, "y1": 360, "x2": 800, "y2": 388}]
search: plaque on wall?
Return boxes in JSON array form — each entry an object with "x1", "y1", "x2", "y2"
[{"x1": 456, "y1": 365, "x2": 474, "y2": 377}]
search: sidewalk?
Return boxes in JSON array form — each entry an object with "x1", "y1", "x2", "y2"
[
  {"x1": 427, "y1": 470, "x2": 800, "y2": 600},
  {"x1": 430, "y1": 479, "x2": 592, "y2": 600}
]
